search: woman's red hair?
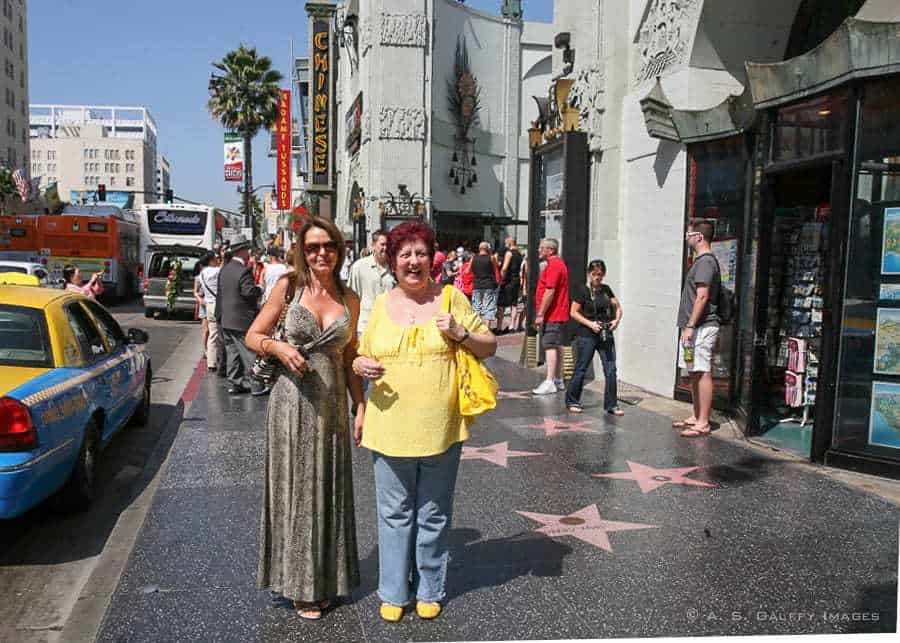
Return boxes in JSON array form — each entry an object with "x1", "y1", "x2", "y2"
[{"x1": 386, "y1": 220, "x2": 435, "y2": 270}]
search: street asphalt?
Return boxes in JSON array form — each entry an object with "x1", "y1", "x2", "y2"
[{"x1": 95, "y1": 354, "x2": 899, "y2": 641}]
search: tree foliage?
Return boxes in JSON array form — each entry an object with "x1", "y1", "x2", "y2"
[{"x1": 207, "y1": 45, "x2": 283, "y2": 138}]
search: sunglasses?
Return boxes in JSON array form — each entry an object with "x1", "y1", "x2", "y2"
[{"x1": 304, "y1": 241, "x2": 339, "y2": 255}]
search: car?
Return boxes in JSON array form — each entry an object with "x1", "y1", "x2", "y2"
[
  {"x1": 0, "y1": 285, "x2": 151, "y2": 518},
  {"x1": 0, "y1": 261, "x2": 50, "y2": 285},
  {"x1": 142, "y1": 244, "x2": 208, "y2": 318}
]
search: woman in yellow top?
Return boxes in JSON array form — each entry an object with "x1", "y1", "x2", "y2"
[{"x1": 353, "y1": 221, "x2": 497, "y2": 622}]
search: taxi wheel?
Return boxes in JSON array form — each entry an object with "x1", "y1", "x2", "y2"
[
  {"x1": 54, "y1": 419, "x2": 100, "y2": 513},
  {"x1": 132, "y1": 371, "x2": 152, "y2": 427}
]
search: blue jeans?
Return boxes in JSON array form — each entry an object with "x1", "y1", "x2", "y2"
[
  {"x1": 565, "y1": 334, "x2": 618, "y2": 411},
  {"x1": 471, "y1": 288, "x2": 498, "y2": 321},
  {"x1": 372, "y1": 442, "x2": 462, "y2": 606}
]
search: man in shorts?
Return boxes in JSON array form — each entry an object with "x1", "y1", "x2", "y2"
[
  {"x1": 532, "y1": 238, "x2": 570, "y2": 395},
  {"x1": 675, "y1": 219, "x2": 721, "y2": 437}
]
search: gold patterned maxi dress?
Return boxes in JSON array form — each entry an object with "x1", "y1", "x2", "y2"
[{"x1": 257, "y1": 289, "x2": 360, "y2": 602}]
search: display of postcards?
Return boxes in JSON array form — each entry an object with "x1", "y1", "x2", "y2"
[
  {"x1": 790, "y1": 310, "x2": 811, "y2": 324},
  {"x1": 776, "y1": 341, "x2": 789, "y2": 367},
  {"x1": 807, "y1": 362, "x2": 819, "y2": 378},
  {"x1": 797, "y1": 255, "x2": 821, "y2": 270},
  {"x1": 811, "y1": 309, "x2": 823, "y2": 323},
  {"x1": 800, "y1": 222, "x2": 828, "y2": 253},
  {"x1": 793, "y1": 283, "x2": 815, "y2": 296},
  {"x1": 809, "y1": 296, "x2": 824, "y2": 309},
  {"x1": 874, "y1": 308, "x2": 900, "y2": 375},
  {"x1": 805, "y1": 391, "x2": 817, "y2": 405}
]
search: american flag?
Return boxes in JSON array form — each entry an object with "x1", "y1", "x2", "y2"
[{"x1": 12, "y1": 168, "x2": 30, "y2": 201}]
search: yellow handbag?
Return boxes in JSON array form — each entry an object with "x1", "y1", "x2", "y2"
[{"x1": 442, "y1": 286, "x2": 498, "y2": 416}]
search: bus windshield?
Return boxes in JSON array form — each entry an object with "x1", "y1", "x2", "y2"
[{"x1": 147, "y1": 209, "x2": 208, "y2": 236}]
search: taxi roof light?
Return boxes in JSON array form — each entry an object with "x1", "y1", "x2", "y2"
[{"x1": 0, "y1": 397, "x2": 37, "y2": 451}]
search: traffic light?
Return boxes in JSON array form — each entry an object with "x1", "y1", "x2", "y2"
[
  {"x1": 97, "y1": 184, "x2": 106, "y2": 202},
  {"x1": 164, "y1": 189, "x2": 173, "y2": 203}
]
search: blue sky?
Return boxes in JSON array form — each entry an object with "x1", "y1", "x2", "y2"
[{"x1": 29, "y1": 0, "x2": 553, "y2": 211}]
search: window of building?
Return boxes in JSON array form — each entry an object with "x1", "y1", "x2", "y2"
[
  {"x1": 47, "y1": 150, "x2": 55, "y2": 160},
  {"x1": 33, "y1": 149, "x2": 40, "y2": 160},
  {"x1": 126, "y1": 176, "x2": 135, "y2": 187},
  {"x1": 84, "y1": 162, "x2": 89, "y2": 173},
  {"x1": 109, "y1": 176, "x2": 116, "y2": 186}
]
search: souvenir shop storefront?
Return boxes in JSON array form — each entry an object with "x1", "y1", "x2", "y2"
[{"x1": 670, "y1": 18, "x2": 900, "y2": 478}]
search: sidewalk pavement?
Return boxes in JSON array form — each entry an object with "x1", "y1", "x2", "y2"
[{"x1": 96, "y1": 352, "x2": 898, "y2": 641}]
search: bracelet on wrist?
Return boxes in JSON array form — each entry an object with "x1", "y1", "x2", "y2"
[{"x1": 458, "y1": 328, "x2": 470, "y2": 343}]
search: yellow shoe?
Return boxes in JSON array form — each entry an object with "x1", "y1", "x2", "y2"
[
  {"x1": 379, "y1": 603, "x2": 403, "y2": 622},
  {"x1": 416, "y1": 602, "x2": 442, "y2": 619}
]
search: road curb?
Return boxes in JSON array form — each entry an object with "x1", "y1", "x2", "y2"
[{"x1": 59, "y1": 347, "x2": 204, "y2": 643}]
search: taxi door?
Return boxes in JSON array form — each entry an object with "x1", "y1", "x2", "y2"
[
  {"x1": 80, "y1": 300, "x2": 142, "y2": 430},
  {"x1": 63, "y1": 302, "x2": 115, "y2": 441}
]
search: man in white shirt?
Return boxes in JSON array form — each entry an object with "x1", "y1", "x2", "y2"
[
  {"x1": 262, "y1": 246, "x2": 289, "y2": 303},
  {"x1": 348, "y1": 229, "x2": 395, "y2": 334},
  {"x1": 198, "y1": 254, "x2": 222, "y2": 371}
]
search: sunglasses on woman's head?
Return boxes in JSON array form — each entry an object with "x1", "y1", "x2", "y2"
[{"x1": 304, "y1": 241, "x2": 339, "y2": 254}]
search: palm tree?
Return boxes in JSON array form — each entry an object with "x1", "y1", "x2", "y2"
[{"x1": 208, "y1": 45, "x2": 283, "y2": 241}]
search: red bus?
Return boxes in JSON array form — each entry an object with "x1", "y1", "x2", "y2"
[
  {"x1": 41, "y1": 205, "x2": 142, "y2": 298},
  {"x1": 0, "y1": 215, "x2": 43, "y2": 263}
]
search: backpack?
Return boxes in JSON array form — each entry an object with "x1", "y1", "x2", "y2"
[{"x1": 700, "y1": 254, "x2": 735, "y2": 325}]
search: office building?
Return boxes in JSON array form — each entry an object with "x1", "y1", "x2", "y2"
[{"x1": 0, "y1": 0, "x2": 29, "y2": 171}]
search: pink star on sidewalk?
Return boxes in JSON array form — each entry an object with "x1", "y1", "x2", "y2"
[
  {"x1": 520, "y1": 417, "x2": 602, "y2": 437},
  {"x1": 516, "y1": 504, "x2": 657, "y2": 552},
  {"x1": 592, "y1": 460, "x2": 718, "y2": 493},
  {"x1": 498, "y1": 390, "x2": 532, "y2": 400},
  {"x1": 461, "y1": 441, "x2": 544, "y2": 468}
]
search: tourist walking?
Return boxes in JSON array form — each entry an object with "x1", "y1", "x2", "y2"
[
  {"x1": 431, "y1": 241, "x2": 447, "y2": 282},
  {"x1": 565, "y1": 260, "x2": 624, "y2": 415},
  {"x1": 262, "y1": 246, "x2": 289, "y2": 303},
  {"x1": 215, "y1": 234, "x2": 267, "y2": 395},
  {"x1": 440, "y1": 250, "x2": 459, "y2": 285},
  {"x1": 497, "y1": 237, "x2": 524, "y2": 333},
  {"x1": 198, "y1": 253, "x2": 222, "y2": 372},
  {"x1": 347, "y1": 230, "x2": 396, "y2": 335},
  {"x1": 247, "y1": 217, "x2": 363, "y2": 621},
  {"x1": 62, "y1": 265, "x2": 103, "y2": 300},
  {"x1": 470, "y1": 241, "x2": 499, "y2": 323},
  {"x1": 352, "y1": 221, "x2": 497, "y2": 623},
  {"x1": 532, "y1": 238, "x2": 570, "y2": 395},
  {"x1": 674, "y1": 219, "x2": 721, "y2": 437},
  {"x1": 193, "y1": 255, "x2": 211, "y2": 361}
]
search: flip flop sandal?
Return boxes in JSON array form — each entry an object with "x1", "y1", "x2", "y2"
[
  {"x1": 567, "y1": 405, "x2": 584, "y2": 414},
  {"x1": 680, "y1": 425, "x2": 711, "y2": 438},
  {"x1": 295, "y1": 601, "x2": 323, "y2": 621},
  {"x1": 672, "y1": 420, "x2": 696, "y2": 428}
]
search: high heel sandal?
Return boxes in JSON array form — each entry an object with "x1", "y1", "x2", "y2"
[{"x1": 294, "y1": 600, "x2": 323, "y2": 621}]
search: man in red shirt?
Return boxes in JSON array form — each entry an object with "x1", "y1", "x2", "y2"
[
  {"x1": 431, "y1": 242, "x2": 447, "y2": 282},
  {"x1": 533, "y1": 238, "x2": 570, "y2": 395}
]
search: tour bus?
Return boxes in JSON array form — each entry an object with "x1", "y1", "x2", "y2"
[
  {"x1": 41, "y1": 205, "x2": 142, "y2": 298},
  {"x1": 0, "y1": 215, "x2": 43, "y2": 263},
  {"x1": 140, "y1": 202, "x2": 234, "y2": 252}
]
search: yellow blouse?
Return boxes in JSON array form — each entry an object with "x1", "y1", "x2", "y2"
[{"x1": 359, "y1": 286, "x2": 489, "y2": 457}]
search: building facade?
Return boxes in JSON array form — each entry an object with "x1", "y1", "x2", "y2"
[
  {"x1": 0, "y1": 0, "x2": 29, "y2": 171},
  {"x1": 29, "y1": 105, "x2": 159, "y2": 208},
  {"x1": 156, "y1": 154, "x2": 171, "y2": 201},
  {"x1": 331, "y1": 0, "x2": 552, "y2": 251},
  {"x1": 527, "y1": 0, "x2": 900, "y2": 478}
]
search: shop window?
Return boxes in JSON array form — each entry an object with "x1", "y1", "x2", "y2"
[
  {"x1": 773, "y1": 91, "x2": 849, "y2": 163},
  {"x1": 834, "y1": 75, "x2": 900, "y2": 462},
  {"x1": 677, "y1": 136, "x2": 747, "y2": 407}
]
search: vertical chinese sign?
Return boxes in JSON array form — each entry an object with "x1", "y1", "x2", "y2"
[
  {"x1": 310, "y1": 14, "x2": 332, "y2": 190},
  {"x1": 276, "y1": 89, "x2": 292, "y2": 210},
  {"x1": 224, "y1": 132, "x2": 243, "y2": 182}
]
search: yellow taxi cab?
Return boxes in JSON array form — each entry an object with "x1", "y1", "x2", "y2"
[
  {"x1": 0, "y1": 272, "x2": 42, "y2": 287},
  {"x1": 0, "y1": 285, "x2": 151, "y2": 518}
]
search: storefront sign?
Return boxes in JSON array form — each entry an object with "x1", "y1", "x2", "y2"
[
  {"x1": 310, "y1": 16, "x2": 333, "y2": 190},
  {"x1": 276, "y1": 89, "x2": 292, "y2": 210},
  {"x1": 224, "y1": 132, "x2": 244, "y2": 182},
  {"x1": 345, "y1": 93, "x2": 363, "y2": 156}
]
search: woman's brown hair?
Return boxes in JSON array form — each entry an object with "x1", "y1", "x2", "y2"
[{"x1": 290, "y1": 216, "x2": 346, "y2": 293}]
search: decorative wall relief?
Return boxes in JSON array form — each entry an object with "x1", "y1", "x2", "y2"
[
  {"x1": 361, "y1": 110, "x2": 371, "y2": 144},
  {"x1": 634, "y1": 0, "x2": 703, "y2": 85},
  {"x1": 359, "y1": 18, "x2": 372, "y2": 57},
  {"x1": 380, "y1": 13, "x2": 429, "y2": 48},
  {"x1": 378, "y1": 106, "x2": 426, "y2": 140},
  {"x1": 567, "y1": 61, "x2": 606, "y2": 152},
  {"x1": 447, "y1": 36, "x2": 482, "y2": 194}
]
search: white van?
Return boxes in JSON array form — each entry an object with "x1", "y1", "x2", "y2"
[{"x1": 0, "y1": 261, "x2": 50, "y2": 285}]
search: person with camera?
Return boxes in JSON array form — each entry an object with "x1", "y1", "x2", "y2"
[
  {"x1": 62, "y1": 264, "x2": 104, "y2": 300},
  {"x1": 565, "y1": 259, "x2": 624, "y2": 415}
]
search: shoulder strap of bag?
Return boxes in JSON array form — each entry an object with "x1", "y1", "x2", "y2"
[
  {"x1": 441, "y1": 285, "x2": 453, "y2": 313},
  {"x1": 200, "y1": 272, "x2": 216, "y2": 298}
]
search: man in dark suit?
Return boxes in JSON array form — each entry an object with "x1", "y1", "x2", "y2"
[{"x1": 215, "y1": 234, "x2": 266, "y2": 395}]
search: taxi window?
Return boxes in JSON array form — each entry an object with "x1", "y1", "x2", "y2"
[
  {"x1": 0, "y1": 265, "x2": 27, "y2": 274},
  {"x1": 82, "y1": 300, "x2": 126, "y2": 352},
  {"x1": 65, "y1": 303, "x2": 108, "y2": 363},
  {"x1": 0, "y1": 305, "x2": 53, "y2": 367}
]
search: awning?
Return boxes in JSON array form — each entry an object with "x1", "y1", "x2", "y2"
[{"x1": 745, "y1": 17, "x2": 900, "y2": 109}]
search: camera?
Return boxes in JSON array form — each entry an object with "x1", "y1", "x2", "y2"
[{"x1": 596, "y1": 321, "x2": 612, "y2": 343}]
